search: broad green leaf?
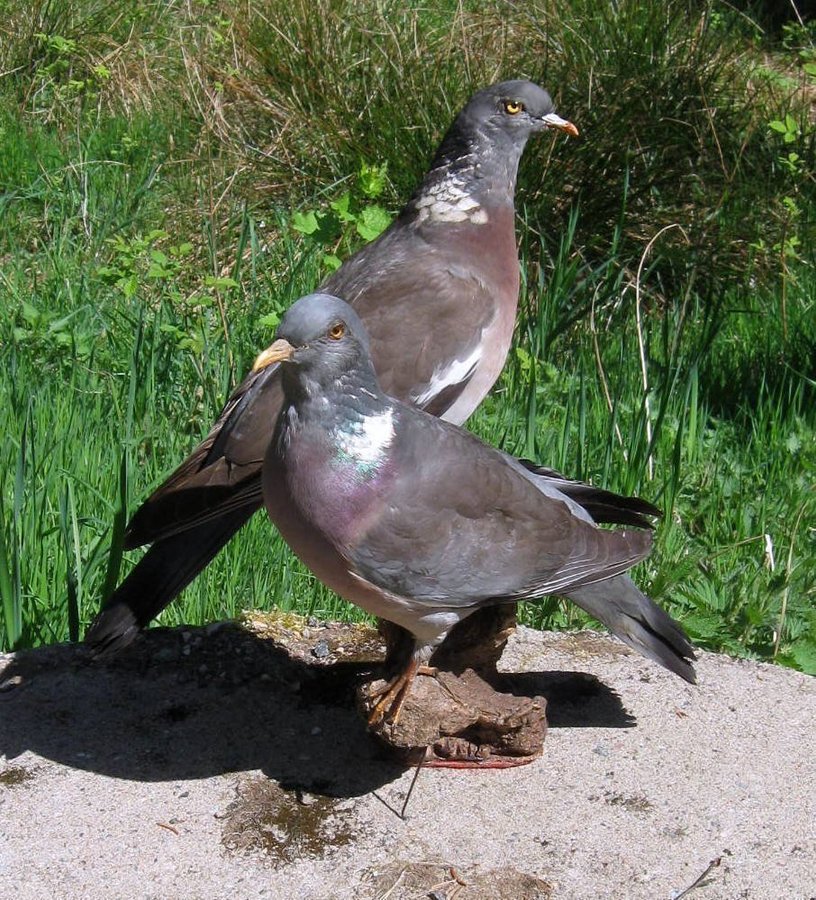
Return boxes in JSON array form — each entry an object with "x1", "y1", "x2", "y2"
[
  {"x1": 356, "y1": 205, "x2": 391, "y2": 241},
  {"x1": 204, "y1": 275, "x2": 239, "y2": 289},
  {"x1": 329, "y1": 192, "x2": 355, "y2": 223},
  {"x1": 291, "y1": 210, "x2": 320, "y2": 235},
  {"x1": 258, "y1": 311, "x2": 281, "y2": 330}
]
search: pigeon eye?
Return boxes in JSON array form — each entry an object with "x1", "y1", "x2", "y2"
[
  {"x1": 503, "y1": 100, "x2": 524, "y2": 115},
  {"x1": 329, "y1": 322, "x2": 346, "y2": 340}
]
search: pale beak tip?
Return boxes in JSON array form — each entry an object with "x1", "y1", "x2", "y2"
[{"x1": 542, "y1": 112, "x2": 579, "y2": 138}]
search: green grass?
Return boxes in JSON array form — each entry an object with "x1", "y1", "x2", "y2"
[{"x1": 0, "y1": 0, "x2": 814, "y2": 672}]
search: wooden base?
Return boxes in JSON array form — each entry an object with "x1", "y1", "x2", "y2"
[{"x1": 357, "y1": 606, "x2": 548, "y2": 768}]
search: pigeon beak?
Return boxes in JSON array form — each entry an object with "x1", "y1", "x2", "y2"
[
  {"x1": 541, "y1": 112, "x2": 579, "y2": 137},
  {"x1": 252, "y1": 338, "x2": 295, "y2": 372}
]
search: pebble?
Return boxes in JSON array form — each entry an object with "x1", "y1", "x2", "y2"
[{"x1": 311, "y1": 640, "x2": 330, "y2": 659}]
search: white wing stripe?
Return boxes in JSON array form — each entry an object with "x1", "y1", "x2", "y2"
[{"x1": 412, "y1": 344, "x2": 483, "y2": 408}]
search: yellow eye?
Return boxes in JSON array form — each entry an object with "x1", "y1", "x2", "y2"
[
  {"x1": 329, "y1": 322, "x2": 346, "y2": 340},
  {"x1": 504, "y1": 99, "x2": 524, "y2": 115}
]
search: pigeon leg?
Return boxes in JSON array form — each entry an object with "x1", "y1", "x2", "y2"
[{"x1": 368, "y1": 657, "x2": 437, "y2": 726}]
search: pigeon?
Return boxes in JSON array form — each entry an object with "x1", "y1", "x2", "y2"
[
  {"x1": 88, "y1": 80, "x2": 617, "y2": 651},
  {"x1": 253, "y1": 293, "x2": 695, "y2": 722}
]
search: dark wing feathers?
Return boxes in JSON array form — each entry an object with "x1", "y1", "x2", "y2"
[
  {"x1": 86, "y1": 508, "x2": 253, "y2": 655},
  {"x1": 123, "y1": 365, "x2": 282, "y2": 548},
  {"x1": 518, "y1": 459, "x2": 662, "y2": 529}
]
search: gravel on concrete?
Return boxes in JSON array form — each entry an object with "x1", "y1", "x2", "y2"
[{"x1": 1, "y1": 618, "x2": 813, "y2": 900}]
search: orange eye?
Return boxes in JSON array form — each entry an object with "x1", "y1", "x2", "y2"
[
  {"x1": 329, "y1": 322, "x2": 345, "y2": 340},
  {"x1": 503, "y1": 99, "x2": 524, "y2": 115}
]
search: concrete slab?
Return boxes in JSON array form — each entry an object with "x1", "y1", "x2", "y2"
[{"x1": 1, "y1": 621, "x2": 813, "y2": 899}]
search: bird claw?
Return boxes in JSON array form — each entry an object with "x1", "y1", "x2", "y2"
[{"x1": 367, "y1": 661, "x2": 437, "y2": 726}]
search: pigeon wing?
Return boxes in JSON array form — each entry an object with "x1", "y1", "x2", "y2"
[
  {"x1": 325, "y1": 225, "x2": 510, "y2": 419},
  {"x1": 344, "y1": 411, "x2": 652, "y2": 608}
]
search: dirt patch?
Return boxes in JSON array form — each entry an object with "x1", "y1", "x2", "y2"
[
  {"x1": 361, "y1": 861, "x2": 552, "y2": 899},
  {"x1": 220, "y1": 775, "x2": 360, "y2": 865},
  {"x1": 0, "y1": 765, "x2": 36, "y2": 788},
  {"x1": 605, "y1": 792, "x2": 654, "y2": 813},
  {"x1": 241, "y1": 611, "x2": 385, "y2": 665}
]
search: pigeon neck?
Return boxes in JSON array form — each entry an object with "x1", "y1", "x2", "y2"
[
  {"x1": 405, "y1": 127, "x2": 525, "y2": 227},
  {"x1": 282, "y1": 357, "x2": 389, "y2": 420},
  {"x1": 280, "y1": 363, "x2": 396, "y2": 477}
]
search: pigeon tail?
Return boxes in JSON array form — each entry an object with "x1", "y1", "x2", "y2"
[
  {"x1": 86, "y1": 508, "x2": 252, "y2": 656},
  {"x1": 565, "y1": 576, "x2": 696, "y2": 683}
]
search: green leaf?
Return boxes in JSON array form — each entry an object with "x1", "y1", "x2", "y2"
[
  {"x1": 329, "y1": 192, "x2": 355, "y2": 223},
  {"x1": 515, "y1": 346, "x2": 533, "y2": 375},
  {"x1": 258, "y1": 311, "x2": 281, "y2": 330},
  {"x1": 120, "y1": 274, "x2": 138, "y2": 298},
  {"x1": 778, "y1": 641, "x2": 816, "y2": 675},
  {"x1": 355, "y1": 205, "x2": 391, "y2": 241},
  {"x1": 682, "y1": 611, "x2": 724, "y2": 641},
  {"x1": 768, "y1": 120, "x2": 787, "y2": 133},
  {"x1": 204, "y1": 275, "x2": 239, "y2": 290},
  {"x1": 95, "y1": 264, "x2": 122, "y2": 282},
  {"x1": 786, "y1": 433, "x2": 801, "y2": 454},
  {"x1": 359, "y1": 162, "x2": 387, "y2": 198},
  {"x1": 791, "y1": 641, "x2": 816, "y2": 675},
  {"x1": 291, "y1": 210, "x2": 320, "y2": 235},
  {"x1": 21, "y1": 302, "x2": 41, "y2": 327},
  {"x1": 322, "y1": 253, "x2": 342, "y2": 271}
]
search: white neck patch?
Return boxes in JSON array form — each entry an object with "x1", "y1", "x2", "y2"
[
  {"x1": 412, "y1": 174, "x2": 488, "y2": 225},
  {"x1": 335, "y1": 408, "x2": 395, "y2": 466}
]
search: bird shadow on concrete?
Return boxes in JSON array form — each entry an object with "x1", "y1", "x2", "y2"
[
  {"x1": 0, "y1": 622, "x2": 633, "y2": 798},
  {"x1": 501, "y1": 670, "x2": 635, "y2": 729}
]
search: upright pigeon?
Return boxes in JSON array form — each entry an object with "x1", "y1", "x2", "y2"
[
  {"x1": 89, "y1": 80, "x2": 615, "y2": 650},
  {"x1": 254, "y1": 293, "x2": 695, "y2": 721}
]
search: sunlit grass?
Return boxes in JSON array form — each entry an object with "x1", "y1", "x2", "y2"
[{"x1": 0, "y1": 0, "x2": 814, "y2": 672}]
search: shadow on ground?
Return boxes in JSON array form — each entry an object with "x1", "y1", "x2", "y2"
[{"x1": 0, "y1": 621, "x2": 633, "y2": 796}]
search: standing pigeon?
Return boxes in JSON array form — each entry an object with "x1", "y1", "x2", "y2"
[
  {"x1": 253, "y1": 293, "x2": 695, "y2": 722},
  {"x1": 88, "y1": 80, "x2": 596, "y2": 651}
]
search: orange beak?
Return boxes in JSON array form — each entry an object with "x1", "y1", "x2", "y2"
[{"x1": 542, "y1": 112, "x2": 579, "y2": 137}]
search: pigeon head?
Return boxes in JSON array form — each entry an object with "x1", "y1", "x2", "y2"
[
  {"x1": 409, "y1": 80, "x2": 577, "y2": 223},
  {"x1": 458, "y1": 80, "x2": 578, "y2": 145},
  {"x1": 433, "y1": 80, "x2": 577, "y2": 165},
  {"x1": 253, "y1": 292, "x2": 376, "y2": 396}
]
